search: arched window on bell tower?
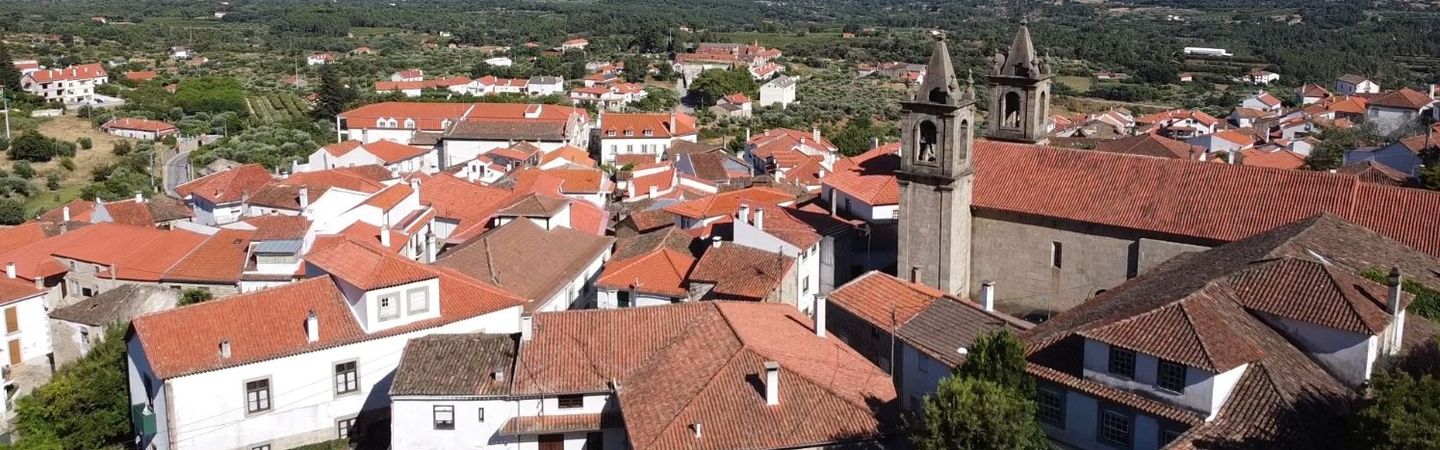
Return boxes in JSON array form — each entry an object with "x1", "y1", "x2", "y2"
[
  {"x1": 1003, "y1": 92, "x2": 1022, "y2": 129},
  {"x1": 928, "y1": 88, "x2": 949, "y2": 105},
  {"x1": 917, "y1": 120, "x2": 938, "y2": 163}
]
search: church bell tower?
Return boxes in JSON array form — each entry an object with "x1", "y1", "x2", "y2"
[
  {"x1": 896, "y1": 31, "x2": 976, "y2": 296},
  {"x1": 986, "y1": 20, "x2": 1053, "y2": 145}
]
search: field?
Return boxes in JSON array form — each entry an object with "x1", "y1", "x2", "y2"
[
  {"x1": 248, "y1": 93, "x2": 311, "y2": 123},
  {"x1": 9, "y1": 115, "x2": 128, "y2": 212},
  {"x1": 1056, "y1": 76, "x2": 1093, "y2": 93}
]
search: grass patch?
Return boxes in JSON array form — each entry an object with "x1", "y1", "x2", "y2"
[
  {"x1": 24, "y1": 184, "x2": 83, "y2": 216},
  {"x1": 1056, "y1": 76, "x2": 1093, "y2": 92}
]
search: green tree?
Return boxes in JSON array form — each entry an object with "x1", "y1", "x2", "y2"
[
  {"x1": 689, "y1": 68, "x2": 758, "y2": 107},
  {"x1": 0, "y1": 44, "x2": 22, "y2": 94},
  {"x1": 175, "y1": 77, "x2": 247, "y2": 115},
  {"x1": 180, "y1": 288, "x2": 214, "y2": 306},
  {"x1": 910, "y1": 378, "x2": 1049, "y2": 450},
  {"x1": 1350, "y1": 371, "x2": 1440, "y2": 450},
  {"x1": 8, "y1": 131, "x2": 58, "y2": 162},
  {"x1": 954, "y1": 330, "x2": 1032, "y2": 394},
  {"x1": 12, "y1": 161, "x2": 34, "y2": 179},
  {"x1": 622, "y1": 56, "x2": 651, "y2": 83},
  {"x1": 1306, "y1": 125, "x2": 1380, "y2": 171},
  {"x1": 909, "y1": 329, "x2": 1048, "y2": 450},
  {"x1": 9, "y1": 325, "x2": 132, "y2": 449},
  {"x1": 312, "y1": 65, "x2": 355, "y2": 121},
  {"x1": 0, "y1": 198, "x2": 22, "y2": 225}
]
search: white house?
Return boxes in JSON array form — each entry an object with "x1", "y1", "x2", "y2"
[
  {"x1": 304, "y1": 140, "x2": 438, "y2": 175},
  {"x1": 821, "y1": 144, "x2": 900, "y2": 224},
  {"x1": 306, "y1": 53, "x2": 334, "y2": 66},
  {"x1": 1239, "y1": 91, "x2": 1283, "y2": 113},
  {"x1": 389, "y1": 301, "x2": 896, "y2": 450},
  {"x1": 169, "y1": 47, "x2": 191, "y2": 60},
  {"x1": 0, "y1": 264, "x2": 54, "y2": 417},
  {"x1": 1244, "y1": 70, "x2": 1279, "y2": 85},
  {"x1": 20, "y1": 63, "x2": 108, "y2": 105},
  {"x1": 174, "y1": 164, "x2": 277, "y2": 226},
  {"x1": 596, "y1": 112, "x2": 698, "y2": 164},
  {"x1": 1365, "y1": 87, "x2": 1435, "y2": 135},
  {"x1": 525, "y1": 76, "x2": 564, "y2": 96},
  {"x1": 126, "y1": 240, "x2": 524, "y2": 450},
  {"x1": 392, "y1": 69, "x2": 424, "y2": 82},
  {"x1": 760, "y1": 76, "x2": 796, "y2": 108},
  {"x1": 101, "y1": 117, "x2": 179, "y2": 141},
  {"x1": 484, "y1": 57, "x2": 513, "y2": 67},
  {"x1": 338, "y1": 102, "x2": 591, "y2": 165},
  {"x1": 1335, "y1": 74, "x2": 1380, "y2": 96},
  {"x1": 1182, "y1": 47, "x2": 1231, "y2": 57}
]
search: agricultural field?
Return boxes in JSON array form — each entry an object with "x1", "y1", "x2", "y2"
[
  {"x1": 248, "y1": 93, "x2": 311, "y2": 123},
  {"x1": 1056, "y1": 76, "x2": 1093, "y2": 93}
]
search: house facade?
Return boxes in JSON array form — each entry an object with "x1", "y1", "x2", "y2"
[{"x1": 20, "y1": 63, "x2": 108, "y2": 105}]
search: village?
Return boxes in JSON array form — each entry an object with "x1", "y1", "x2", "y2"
[{"x1": 0, "y1": 0, "x2": 1439, "y2": 449}]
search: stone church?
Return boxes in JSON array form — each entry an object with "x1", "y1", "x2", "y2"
[{"x1": 895, "y1": 24, "x2": 1440, "y2": 319}]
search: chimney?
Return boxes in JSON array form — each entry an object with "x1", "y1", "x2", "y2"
[
  {"x1": 305, "y1": 310, "x2": 319, "y2": 343},
  {"x1": 812, "y1": 127, "x2": 821, "y2": 142},
  {"x1": 219, "y1": 339, "x2": 231, "y2": 358},
  {"x1": 62, "y1": 206, "x2": 70, "y2": 222},
  {"x1": 691, "y1": 422, "x2": 702, "y2": 439},
  {"x1": 1226, "y1": 151, "x2": 1236, "y2": 165},
  {"x1": 520, "y1": 315, "x2": 534, "y2": 341},
  {"x1": 648, "y1": 185, "x2": 658, "y2": 198},
  {"x1": 298, "y1": 187, "x2": 309, "y2": 209},
  {"x1": 871, "y1": 137, "x2": 880, "y2": 149},
  {"x1": 711, "y1": 235, "x2": 722, "y2": 248},
  {"x1": 379, "y1": 225, "x2": 391, "y2": 248},
  {"x1": 5, "y1": 262, "x2": 14, "y2": 279},
  {"x1": 493, "y1": 369, "x2": 505, "y2": 382},
  {"x1": 763, "y1": 361, "x2": 780, "y2": 405},
  {"x1": 668, "y1": 111, "x2": 677, "y2": 134},
  {"x1": 828, "y1": 189, "x2": 838, "y2": 216},
  {"x1": 753, "y1": 207, "x2": 765, "y2": 231},
  {"x1": 1388, "y1": 267, "x2": 1403, "y2": 315},
  {"x1": 467, "y1": 166, "x2": 479, "y2": 183},
  {"x1": 738, "y1": 203, "x2": 751, "y2": 224},
  {"x1": 980, "y1": 280, "x2": 995, "y2": 312},
  {"x1": 814, "y1": 295, "x2": 827, "y2": 338},
  {"x1": 134, "y1": 192, "x2": 144, "y2": 203}
]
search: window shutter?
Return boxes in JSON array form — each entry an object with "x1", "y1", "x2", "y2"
[{"x1": 5, "y1": 307, "x2": 17, "y2": 333}]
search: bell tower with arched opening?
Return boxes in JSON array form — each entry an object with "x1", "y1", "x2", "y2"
[
  {"x1": 897, "y1": 31, "x2": 976, "y2": 295},
  {"x1": 987, "y1": 20, "x2": 1053, "y2": 145}
]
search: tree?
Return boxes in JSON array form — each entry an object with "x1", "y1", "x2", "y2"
[
  {"x1": 1306, "y1": 125, "x2": 1380, "y2": 171},
  {"x1": 909, "y1": 329, "x2": 1048, "y2": 450},
  {"x1": 689, "y1": 68, "x2": 759, "y2": 107},
  {"x1": 622, "y1": 56, "x2": 651, "y2": 83},
  {"x1": 0, "y1": 199, "x2": 22, "y2": 225},
  {"x1": 8, "y1": 131, "x2": 58, "y2": 162},
  {"x1": 910, "y1": 378, "x2": 1049, "y2": 450},
  {"x1": 180, "y1": 288, "x2": 214, "y2": 306},
  {"x1": 953, "y1": 330, "x2": 1032, "y2": 394},
  {"x1": 312, "y1": 65, "x2": 354, "y2": 121},
  {"x1": 175, "y1": 77, "x2": 247, "y2": 115},
  {"x1": 9, "y1": 325, "x2": 132, "y2": 449},
  {"x1": 12, "y1": 161, "x2": 34, "y2": 179},
  {"x1": 0, "y1": 44, "x2": 22, "y2": 95},
  {"x1": 1350, "y1": 371, "x2": 1440, "y2": 450}
]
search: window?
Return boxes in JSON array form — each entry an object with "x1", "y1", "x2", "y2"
[
  {"x1": 378, "y1": 294, "x2": 400, "y2": 321},
  {"x1": 433, "y1": 405, "x2": 455, "y2": 430},
  {"x1": 334, "y1": 361, "x2": 359, "y2": 395},
  {"x1": 407, "y1": 288, "x2": 429, "y2": 315},
  {"x1": 245, "y1": 379, "x2": 271, "y2": 414},
  {"x1": 336, "y1": 417, "x2": 356, "y2": 439},
  {"x1": 1107, "y1": 347, "x2": 1135, "y2": 379},
  {"x1": 1157, "y1": 360, "x2": 1187, "y2": 393},
  {"x1": 1161, "y1": 429, "x2": 1184, "y2": 445},
  {"x1": 586, "y1": 432, "x2": 604, "y2": 450},
  {"x1": 1050, "y1": 241, "x2": 1063, "y2": 269},
  {"x1": 1099, "y1": 409, "x2": 1131, "y2": 447},
  {"x1": 1036, "y1": 388, "x2": 1065, "y2": 427},
  {"x1": 478, "y1": 407, "x2": 486, "y2": 422},
  {"x1": 617, "y1": 291, "x2": 631, "y2": 308},
  {"x1": 251, "y1": 445, "x2": 272, "y2": 450},
  {"x1": 802, "y1": 276, "x2": 810, "y2": 292},
  {"x1": 557, "y1": 394, "x2": 584, "y2": 409}
]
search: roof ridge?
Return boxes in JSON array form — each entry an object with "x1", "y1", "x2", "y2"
[
  {"x1": 1317, "y1": 261, "x2": 1383, "y2": 330},
  {"x1": 631, "y1": 320, "x2": 747, "y2": 450}
]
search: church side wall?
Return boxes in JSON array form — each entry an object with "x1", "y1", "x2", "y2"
[{"x1": 969, "y1": 209, "x2": 1215, "y2": 316}]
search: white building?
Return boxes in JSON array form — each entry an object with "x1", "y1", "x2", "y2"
[
  {"x1": 20, "y1": 63, "x2": 108, "y2": 105},
  {"x1": 0, "y1": 264, "x2": 54, "y2": 418},
  {"x1": 338, "y1": 103, "x2": 591, "y2": 168},
  {"x1": 484, "y1": 57, "x2": 513, "y2": 67},
  {"x1": 304, "y1": 140, "x2": 438, "y2": 175},
  {"x1": 174, "y1": 164, "x2": 277, "y2": 226},
  {"x1": 760, "y1": 76, "x2": 796, "y2": 108},
  {"x1": 526, "y1": 76, "x2": 564, "y2": 96},
  {"x1": 1335, "y1": 74, "x2": 1380, "y2": 96},
  {"x1": 306, "y1": 53, "x2": 334, "y2": 66},
  {"x1": 595, "y1": 112, "x2": 698, "y2": 164},
  {"x1": 126, "y1": 240, "x2": 524, "y2": 450},
  {"x1": 101, "y1": 117, "x2": 179, "y2": 141},
  {"x1": 1182, "y1": 47, "x2": 1232, "y2": 57},
  {"x1": 1365, "y1": 87, "x2": 1435, "y2": 136}
]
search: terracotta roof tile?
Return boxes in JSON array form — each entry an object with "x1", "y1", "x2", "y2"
[
  {"x1": 689, "y1": 244, "x2": 793, "y2": 301},
  {"x1": 828, "y1": 271, "x2": 940, "y2": 330},
  {"x1": 390, "y1": 333, "x2": 516, "y2": 397},
  {"x1": 663, "y1": 187, "x2": 796, "y2": 220},
  {"x1": 175, "y1": 164, "x2": 275, "y2": 204},
  {"x1": 596, "y1": 248, "x2": 694, "y2": 297},
  {"x1": 162, "y1": 229, "x2": 253, "y2": 284},
  {"x1": 305, "y1": 238, "x2": 435, "y2": 290},
  {"x1": 1093, "y1": 134, "x2": 1202, "y2": 159},
  {"x1": 1367, "y1": 87, "x2": 1434, "y2": 110},
  {"x1": 437, "y1": 219, "x2": 612, "y2": 311}
]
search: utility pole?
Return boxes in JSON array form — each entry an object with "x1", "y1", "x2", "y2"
[{"x1": 1, "y1": 88, "x2": 10, "y2": 140}]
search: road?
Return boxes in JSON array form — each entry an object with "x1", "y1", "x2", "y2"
[{"x1": 162, "y1": 148, "x2": 191, "y2": 198}]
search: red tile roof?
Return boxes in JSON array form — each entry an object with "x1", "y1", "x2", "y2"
[
  {"x1": 600, "y1": 113, "x2": 698, "y2": 138},
  {"x1": 596, "y1": 248, "x2": 694, "y2": 297},
  {"x1": 1239, "y1": 148, "x2": 1306, "y2": 170},
  {"x1": 26, "y1": 63, "x2": 106, "y2": 83},
  {"x1": 663, "y1": 187, "x2": 796, "y2": 220},
  {"x1": 828, "y1": 271, "x2": 942, "y2": 331},
  {"x1": 133, "y1": 259, "x2": 520, "y2": 379},
  {"x1": 516, "y1": 302, "x2": 894, "y2": 449},
  {"x1": 0, "y1": 222, "x2": 53, "y2": 255},
  {"x1": 305, "y1": 238, "x2": 434, "y2": 290},
  {"x1": 238, "y1": 215, "x2": 312, "y2": 240},
  {"x1": 361, "y1": 183, "x2": 414, "y2": 210},
  {"x1": 47, "y1": 224, "x2": 208, "y2": 282},
  {"x1": 359, "y1": 140, "x2": 429, "y2": 164},
  {"x1": 970, "y1": 140, "x2": 1440, "y2": 256},
  {"x1": 339, "y1": 102, "x2": 586, "y2": 130},
  {"x1": 175, "y1": 164, "x2": 275, "y2": 204},
  {"x1": 102, "y1": 117, "x2": 176, "y2": 133},
  {"x1": 823, "y1": 143, "x2": 900, "y2": 205},
  {"x1": 163, "y1": 229, "x2": 253, "y2": 284},
  {"x1": 1367, "y1": 87, "x2": 1434, "y2": 110},
  {"x1": 689, "y1": 244, "x2": 794, "y2": 301},
  {"x1": 124, "y1": 70, "x2": 157, "y2": 82}
]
